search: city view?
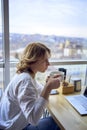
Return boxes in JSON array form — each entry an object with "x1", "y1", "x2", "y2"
[
  {"x1": 0, "y1": 33, "x2": 87, "y2": 89},
  {"x1": 0, "y1": 33, "x2": 87, "y2": 61}
]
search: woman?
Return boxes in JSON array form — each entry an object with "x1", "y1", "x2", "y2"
[{"x1": 0, "y1": 42, "x2": 61, "y2": 130}]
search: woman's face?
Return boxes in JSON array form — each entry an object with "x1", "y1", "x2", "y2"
[{"x1": 31, "y1": 53, "x2": 50, "y2": 73}]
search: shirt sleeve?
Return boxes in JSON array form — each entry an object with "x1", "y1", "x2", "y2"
[
  {"x1": 16, "y1": 78, "x2": 48, "y2": 125},
  {"x1": 35, "y1": 80, "x2": 44, "y2": 94}
]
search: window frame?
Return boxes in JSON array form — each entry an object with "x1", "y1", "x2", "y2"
[
  {"x1": 1, "y1": 0, "x2": 10, "y2": 89},
  {"x1": 0, "y1": 0, "x2": 87, "y2": 90}
]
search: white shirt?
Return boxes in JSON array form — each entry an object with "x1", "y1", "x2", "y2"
[{"x1": 0, "y1": 72, "x2": 47, "y2": 130}]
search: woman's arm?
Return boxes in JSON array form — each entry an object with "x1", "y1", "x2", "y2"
[{"x1": 41, "y1": 76, "x2": 60, "y2": 100}]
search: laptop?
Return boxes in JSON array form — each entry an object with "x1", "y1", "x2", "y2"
[{"x1": 65, "y1": 86, "x2": 87, "y2": 115}]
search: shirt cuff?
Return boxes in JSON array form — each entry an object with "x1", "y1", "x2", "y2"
[{"x1": 39, "y1": 96, "x2": 48, "y2": 108}]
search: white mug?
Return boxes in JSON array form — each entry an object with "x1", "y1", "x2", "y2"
[{"x1": 50, "y1": 71, "x2": 64, "y2": 82}]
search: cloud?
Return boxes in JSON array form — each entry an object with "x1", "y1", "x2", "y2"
[{"x1": 8, "y1": 0, "x2": 87, "y2": 38}]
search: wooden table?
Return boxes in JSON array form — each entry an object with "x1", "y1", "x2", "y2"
[{"x1": 47, "y1": 88, "x2": 87, "y2": 130}]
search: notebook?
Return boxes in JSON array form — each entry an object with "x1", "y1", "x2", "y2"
[{"x1": 65, "y1": 86, "x2": 87, "y2": 115}]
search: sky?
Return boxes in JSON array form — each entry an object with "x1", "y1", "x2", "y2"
[{"x1": 1, "y1": 0, "x2": 87, "y2": 38}]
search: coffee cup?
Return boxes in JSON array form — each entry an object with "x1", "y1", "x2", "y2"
[{"x1": 50, "y1": 71, "x2": 64, "y2": 82}]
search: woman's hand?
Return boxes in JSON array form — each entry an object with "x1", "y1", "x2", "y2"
[
  {"x1": 41, "y1": 76, "x2": 60, "y2": 100},
  {"x1": 46, "y1": 76, "x2": 60, "y2": 91}
]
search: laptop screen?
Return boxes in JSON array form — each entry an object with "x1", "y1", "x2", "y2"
[{"x1": 84, "y1": 87, "x2": 87, "y2": 97}]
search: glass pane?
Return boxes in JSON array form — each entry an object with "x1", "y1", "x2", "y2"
[
  {"x1": 36, "y1": 64, "x2": 87, "y2": 89},
  {"x1": 10, "y1": 64, "x2": 87, "y2": 92},
  {"x1": 9, "y1": 0, "x2": 87, "y2": 87},
  {"x1": 9, "y1": 0, "x2": 87, "y2": 61}
]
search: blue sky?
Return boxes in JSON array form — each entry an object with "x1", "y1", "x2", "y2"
[{"x1": 1, "y1": 0, "x2": 87, "y2": 38}]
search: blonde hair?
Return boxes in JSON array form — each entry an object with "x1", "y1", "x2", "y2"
[{"x1": 16, "y1": 42, "x2": 51, "y2": 74}]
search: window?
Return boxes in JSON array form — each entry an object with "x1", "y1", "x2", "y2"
[
  {"x1": 9, "y1": 0, "x2": 87, "y2": 61},
  {"x1": 0, "y1": 0, "x2": 87, "y2": 92}
]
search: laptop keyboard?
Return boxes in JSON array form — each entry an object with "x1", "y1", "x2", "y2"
[{"x1": 74, "y1": 96, "x2": 87, "y2": 110}]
